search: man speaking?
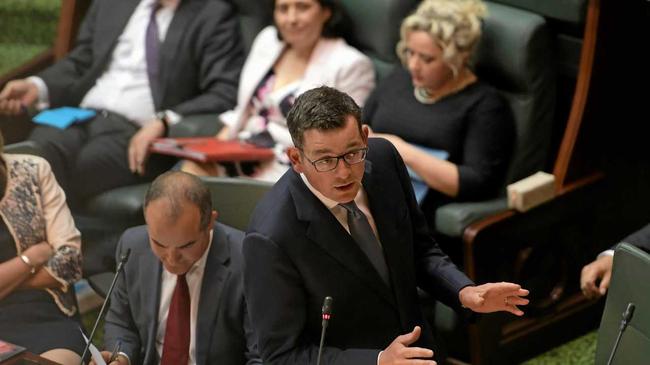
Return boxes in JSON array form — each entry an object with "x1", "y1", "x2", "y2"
[{"x1": 243, "y1": 86, "x2": 529, "y2": 365}]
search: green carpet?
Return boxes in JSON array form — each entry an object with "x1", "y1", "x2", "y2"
[
  {"x1": 521, "y1": 331, "x2": 597, "y2": 365},
  {"x1": 0, "y1": 0, "x2": 60, "y2": 75},
  {"x1": 82, "y1": 307, "x2": 105, "y2": 350}
]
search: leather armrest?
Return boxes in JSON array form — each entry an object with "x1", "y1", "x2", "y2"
[{"x1": 435, "y1": 198, "x2": 509, "y2": 238}]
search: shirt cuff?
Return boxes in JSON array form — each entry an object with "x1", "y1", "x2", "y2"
[
  {"x1": 598, "y1": 249, "x2": 615, "y2": 258},
  {"x1": 164, "y1": 109, "x2": 182, "y2": 125},
  {"x1": 26, "y1": 76, "x2": 50, "y2": 110}
]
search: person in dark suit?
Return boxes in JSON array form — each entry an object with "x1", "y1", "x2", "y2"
[
  {"x1": 0, "y1": 0, "x2": 243, "y2": 202},
  {"x1": 581, "y1": 223, "x2": 650, "y2": 299},
  {"x1": 243, "y1": 86, "x2": 529, "y2": 365},
  {"x1": 90, "y1": 171, "x2": 260, "y2": 365}
]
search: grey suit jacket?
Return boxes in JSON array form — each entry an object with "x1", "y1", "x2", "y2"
[
  {"x1": 104, "y1": 222, "x2": 261, "y2": 365},
  {"x1": 619, "y1": 223, "x2": 650, "y2": 252},
  {"x1": 38, "y1": 0, "x2": 244, "y2": 116}
]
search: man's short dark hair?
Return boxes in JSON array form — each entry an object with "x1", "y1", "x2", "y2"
[
  {"x1": 143, "y1": 171, "x2": 212, "y2": 230},
  {"x1": 286, "y1": 86, "x2": 362, "y2": 148}
]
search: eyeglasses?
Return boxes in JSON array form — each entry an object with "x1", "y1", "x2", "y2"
[{"x1": 301, "y1": 147, "x2": 368, "y2": 172}]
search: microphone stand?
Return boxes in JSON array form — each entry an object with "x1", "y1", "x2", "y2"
[
  {"x1": 79, "y1": 248, "x2": 131, "y2": 365},
  {"x1": 316, "y1": 296, "x2": 333, "y2": 365},
  {"x1": 607, "y1": 302, "x2": 635, "y2": 365}
]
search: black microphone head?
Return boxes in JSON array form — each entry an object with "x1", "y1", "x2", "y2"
[
  {"x1": 322, "y1": 296, "x2": 333, "y2": 315},
  {"x1": 120, "y1": 248, "x2": 132, "y2": 263},
  {"x1": 623, "y1": 302, "x2": 636, "y2": 321}
]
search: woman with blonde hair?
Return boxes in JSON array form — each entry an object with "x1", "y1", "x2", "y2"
[
  {"x1": 365, "y1": 0, "x2": 514, "y2": 212},
  {"x1": 0, "y1": 131, "x2": 84, "y2": 365}
]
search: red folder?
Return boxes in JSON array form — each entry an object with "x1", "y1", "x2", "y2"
[{"x1": 150, "y1": 138, "x2": 275, "y2": 163}]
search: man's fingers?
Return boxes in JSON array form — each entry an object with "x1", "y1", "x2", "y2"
[
  {"x1": 128, "y1": 141, "x2": 138, "y2": 173},
  {"x1": 396, "y1": 326, "x2": 422, "y2": 346},
  {"x1": 506, "y1": 304, "x2": 525, "y2": 316},
  {"x1": 507, "y1": 296, "x2": 529, "y2": 306},
  {"x1": 491, "y1": 282, "x2": 522, "y2": 295},
  {"x1": 599, "y1": 271, "x2": 611, "y2": 296},
  {"x1": 400, "y1": 346, "x2": 434, "y2": 359}
]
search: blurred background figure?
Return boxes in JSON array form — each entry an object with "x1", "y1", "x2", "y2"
[
  {"x1": 0, "y1": 0, "x2": 243, "y2": 203},
  {"x1": 0, "y1": 130, "x2": 83, "y2": 365},
  {"x1": 364, "y1": 0, "x2": 514, "y2": 211},
  {"x1": 182, "y1": 0, "x2": 375, "y2": 181},
  {"x1": 581, "y1": 223, "x2": 650, "y2": 299}
]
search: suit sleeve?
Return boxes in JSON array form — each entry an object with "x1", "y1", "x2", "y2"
[
  {"x1": 243, "y1": 233, "x2": 378, "y2": 365},
  {"x1": 38, "y1": 0, "x2": 99, "y2": 107},
  {"x1": 619, "y1": 223, "x2": 650, "y2": 252},
  {"x1": 170, "y1": 2, "x2": 244, "y2": 116},
  {"x1": 385, "y1": 139, "x2": 475, "y2": 308},
  {"x1": 103, "y1": 235, "x2": 142, "y2": 364}
]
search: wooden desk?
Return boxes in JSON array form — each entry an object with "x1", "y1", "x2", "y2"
[{"x1": 1, "y1": 352, "x2": 61, "y2": 365}]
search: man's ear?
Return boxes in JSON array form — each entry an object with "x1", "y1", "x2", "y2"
[
  {"x1": 361, "y1": 124, "x2": 369, "y2": 144},
  {"x1": 287, "y1": 147, "x2": 304, "y2": 173}
]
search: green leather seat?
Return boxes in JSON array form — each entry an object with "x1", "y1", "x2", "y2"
[
  {"x1": 594, "y1": 243, "x2": 650, "y2": 365},
  {"x1": 434, "y1": 1, "x2": 555, "y2": 237}
]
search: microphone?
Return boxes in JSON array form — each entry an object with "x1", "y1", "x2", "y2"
[
  {"x1": 606, "y1": 302, "x2": 635, "y2": 365},
  {"x1": 79, "y1": 248, "x2": 131, "y2": 365},
  {"x1": 316, "y1": 296, "x2": 333, "y2": 365}
]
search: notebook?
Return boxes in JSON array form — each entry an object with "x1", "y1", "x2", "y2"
[
  {"x1": 150, "y1": 137, "x2": 275, "y2": 163},
  {"x1": 0, "y1": 339, "x2": 26, "y2": 362}
]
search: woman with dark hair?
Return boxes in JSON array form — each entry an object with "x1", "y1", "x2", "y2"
[
  {"x1": 0, "y1": 131, "x2": 84, "y2": 365},
  {"x1": 182, "y1": 0, "x2": 375, "y2": 181}
]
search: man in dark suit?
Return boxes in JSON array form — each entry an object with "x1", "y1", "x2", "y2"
[
  {"x1": 581, "y1": 223, "x2": 650, "y2": 299},
  {"x1": 243, "y1": 86, "x2": 529, "y2": 365},
  {"x1": 0, "y1": 0, "x2": 243, "y2": 201},
  {"x1": 91, "y1": 171, "x2": 260, "y2": 365}
]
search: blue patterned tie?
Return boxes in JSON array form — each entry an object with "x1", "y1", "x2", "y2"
[{"x1": 339, "y1": 201, "x2": 390, "y2": 285}]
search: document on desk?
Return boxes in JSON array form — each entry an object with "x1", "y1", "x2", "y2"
[{"x1": 80, "y1": 329, "x2": 107, "y2": 365}]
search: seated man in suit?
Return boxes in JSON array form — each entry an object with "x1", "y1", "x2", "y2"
[
  {"x1": 0, "y1": 0, "x2": 243, "y2": 203},
  {"x1": 581, "y1": 223, "x2": 650, "y2": 299},
  {"x1": 243, "y1": 86, "x2": 529, "y2": 365},
  {"x1": 90, "y1": 171, "x2": 260, "y2": 365}
]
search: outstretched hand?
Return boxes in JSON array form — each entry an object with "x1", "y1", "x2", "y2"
[
  {"x1": 379, "y1": 326, "x2": 436, "y2": 365},
  {"x1": 459, "y1": 282, "x2": 529, "y2": 316}
]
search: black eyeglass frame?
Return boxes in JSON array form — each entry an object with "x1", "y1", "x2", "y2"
[{"x1": 299, "y1": 147, "x2": 369, "y2": 172}]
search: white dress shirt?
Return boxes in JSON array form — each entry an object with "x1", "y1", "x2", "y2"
[
  {"x1": 300, "y1": 174, "x2": 382, "y2": 248},
  {"x1": 31, "y1": 0, "x2": 177, "y2": 126},
  {"x1": 155, "y1": 230, "x2": 212, "y2": 365},
  {"x1": 300, "y1": 175, "x2": 385, "y2": 363}
]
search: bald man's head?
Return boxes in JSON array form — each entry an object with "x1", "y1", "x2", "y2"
[{"x1": 143, "y1": 171, "x2": 213, "y2": 230}]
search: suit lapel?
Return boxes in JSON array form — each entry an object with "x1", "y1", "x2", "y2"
[
  {"x1": 363, "y1": 153, "x2": 419, "y2": 327},
  {"x1": 142, "y1": 250, "x2": 163, "y2": 363},
  {"x1": 157, "y1": 0, "x2": 201, "y2": 108},
  {"x1": 289, "y1": 171, "x2": 397, "y2": 308},
  {"x1": 195, "y1": 227, "x2": 231, "y2": 365}
]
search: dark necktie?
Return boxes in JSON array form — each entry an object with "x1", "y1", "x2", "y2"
[
  {"x1": 145, "y1": 2, "x2": 161, "y2": 93},
  {"x1": 161, "y1": 274, "x2": 191, "y2": 365},
  {"x1": 339, "y1": 201, "x2": 390, "y2": 285}
]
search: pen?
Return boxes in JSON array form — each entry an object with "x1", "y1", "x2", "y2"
[{"x1": 108, "y1": 340, "x2": 122, "y2": 363}]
